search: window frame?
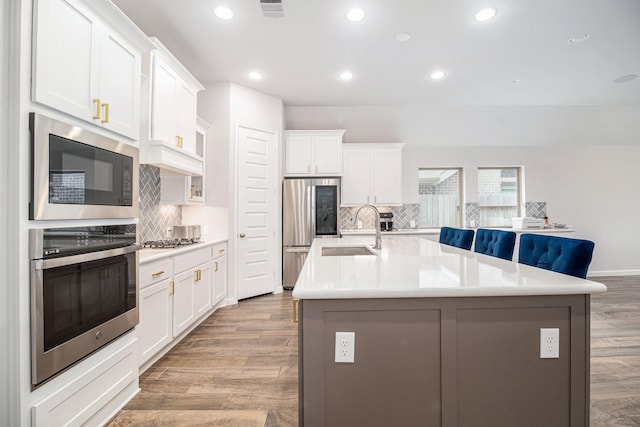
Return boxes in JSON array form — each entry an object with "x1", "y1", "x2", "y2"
[
  {"x1": 477, "y1": 166, "x2": 522, "y2": 227},
  {"x1": 418, "y1": 167, "x2": 464, "y2": 228}
]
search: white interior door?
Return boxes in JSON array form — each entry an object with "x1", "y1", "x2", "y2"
[{"x1": 236, "y1": 125, "x2": 277, "y2": 300}]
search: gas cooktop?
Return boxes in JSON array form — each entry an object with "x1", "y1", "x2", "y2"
[{"x1": 142, "y1": 239, "x2": 200, "y2": 249}]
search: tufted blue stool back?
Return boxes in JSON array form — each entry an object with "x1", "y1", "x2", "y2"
[
  {"x1": 473, "y1": 229, "x2": 517, "y2": 261},
  {"x1": 518, "y1": 234, "x2": 595, "y2": 279},
  {"x1": 439, "y1": 227, "x2": 475, "y2": 250}
]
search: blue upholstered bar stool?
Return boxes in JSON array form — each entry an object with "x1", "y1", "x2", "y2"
[
  {"x1": 439, "y1": 227, "x2": 475, "y2": 250},
  {"x1": 473, "y1": 229, "x2": 517, "y2": 261},
  {"x1": 518, "y1": 234, "x2": 595, "y2": 279}
]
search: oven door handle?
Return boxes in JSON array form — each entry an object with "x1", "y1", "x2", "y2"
[{"x1": 33, "y1": 244, "x2": 142, "y2": 270}]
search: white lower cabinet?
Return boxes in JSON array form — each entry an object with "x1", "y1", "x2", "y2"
[
  {"x1": 194, "y1": 261, "x2": 213, "y2": 318},
  {"x1": 138, "y1": 279, "x2": 172, "y2": 364},
  {"x1": 31, "y1": 334, "x2": 138, "y2": 427},
  {"x1": 137, "y1": 241, "x2": 226, "y2": 369},
  {"x1": 212, "y1": 242, "x2": 228, "y2": 306}
]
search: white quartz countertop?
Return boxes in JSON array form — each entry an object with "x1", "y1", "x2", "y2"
[
  {"x1": 139, "y1": 236, "x2": 227, "y2": 264},
  {"x1": 340, "y1": 227, "x2": 575, "y2": 236},
  {"x1": 291, "y1": 236, "x2": 606, "y2": 299}
]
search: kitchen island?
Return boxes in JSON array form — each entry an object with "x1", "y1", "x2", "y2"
[{"x1": 292, "y1": 236, "x2": 606, "y2": 427}]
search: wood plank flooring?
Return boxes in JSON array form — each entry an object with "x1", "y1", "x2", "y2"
[{"x1": 107, "y1": 276, "x2": 640, "y2": 426}]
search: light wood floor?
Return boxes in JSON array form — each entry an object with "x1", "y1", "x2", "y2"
[{"x1": 108, "y1": 276, "x2": 640, "y2": 426}]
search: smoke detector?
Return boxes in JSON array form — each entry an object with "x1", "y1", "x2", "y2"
[{"x1": 259, "y1": 0, "x2": 285, "y2": 18}]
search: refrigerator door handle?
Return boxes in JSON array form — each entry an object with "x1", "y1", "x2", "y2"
[
  {"x1": 285, "y1": 247, "x2": 310, "y2": 253},
  {"x1": 310, "y1": 184, "x2": 316, "y2": 241}
]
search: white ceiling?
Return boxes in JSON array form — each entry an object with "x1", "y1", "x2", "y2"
[{"x1": 113, "y1": 0, "x2": 640, "y2": 107}]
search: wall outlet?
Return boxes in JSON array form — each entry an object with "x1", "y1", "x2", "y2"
[
  {"x1": 335, "y1": 332, "x2": 355, "y2": 363},
  {"x1": 540, "y1": 328, "x2": 560, "y2": 358},
  {"x1": 410, "y1": 220, "x2": 416, "y2": 228},
  {"x1": 469, "y1": 219, "x2": 476, "y2": 228},
  {"x1": 166, "y1": 227, "x2": 173, "y2": 238},
  {"x1": 357, "y1": 220, "x2": 363, "y2": 229}
]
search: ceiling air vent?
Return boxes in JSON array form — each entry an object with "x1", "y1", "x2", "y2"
[{"x1": 260, "y1": 0, "x2": 285, "y2": 18}]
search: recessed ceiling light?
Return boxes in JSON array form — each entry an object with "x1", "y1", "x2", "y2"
[
  {"x1": 346, "y1": 8, "x2": 365, "y2": 22},
  {"x1": 568, "y1": 34, "x2": 590, "y2": 44},
  {"x1": 474, "y1": 8, "x2": 497, "y2": 22},
  {"x1": 339, "y1": 71, "x2": 354, "y2": 81},
  {"x1": 429, "y1": 70, "x2": 446, "y2": 80},
  {"x1": 613, "y1": 74, "x2": 638, "y2": 84},
  {"x1": 248, "y1": 71, "x2": 263, "y2": 80},
  {"x1": 512, "y1": 78, "x2": 528, "y2": 84},
  {"x1": 396, "y1": 33, "x2": 411, "y2": 42},
  {"x1": 213, "y1": 6, "x2": 234, "y2": 20}
]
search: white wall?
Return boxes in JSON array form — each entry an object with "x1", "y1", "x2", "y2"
[
  {"x1": 285, "y1": 105, "x2": 640, "y2": 147},
  {"x1": 198, "y1": 82, "x2": 284, "y2": 301},
  {"x1": 286, "y1": 105, "x2": 640, "y2": 274}
]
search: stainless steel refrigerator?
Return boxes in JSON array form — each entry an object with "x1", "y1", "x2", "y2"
[{"x1": 283, "y1": 177, "x2": 340, "y2": 289}]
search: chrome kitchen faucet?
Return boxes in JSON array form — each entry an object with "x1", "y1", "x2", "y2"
[{"x1": 352, "y1": 204, "x2": 382, "y2": 250}]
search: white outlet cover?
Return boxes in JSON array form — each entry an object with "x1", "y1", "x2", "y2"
[
  {"x1": 335, "y1": 332, "x2": 355, "y2": 363},
  {"x1": 540, "y1": 328, "x2": 560, "y2": 358}
]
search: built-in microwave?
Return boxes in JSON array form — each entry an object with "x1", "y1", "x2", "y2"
[{"x1": 29, "y1": 113, "x2": 139, "y2": 220}]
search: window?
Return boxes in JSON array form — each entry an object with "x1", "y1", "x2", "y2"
[
  {"x1": 418, "y1": 168, "x2": 462, "y2": 227},
  {"x1": 477, "y1": 167, "x2": 521, "y2": 227}
]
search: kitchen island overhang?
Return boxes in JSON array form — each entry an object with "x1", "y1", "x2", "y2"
[{"x1": 293, "y1": 236, "x2": 606, "y2": 427}]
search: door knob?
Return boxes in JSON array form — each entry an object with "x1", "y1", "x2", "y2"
[{"x1": 239, "y1": 233, "x2": 246, "y2": 238}]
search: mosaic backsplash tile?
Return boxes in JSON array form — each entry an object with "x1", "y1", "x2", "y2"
[
  {"x1": 339, "y1": 204, "x2": 421, "y2": 231},
  {"x1": 524, "y1": 202, "x2": 547, "y2": 219},
  {"x1": 464, "y1": 203, "x2": 480, "y2": 228},
  {"x1": 139, "y1": 165, "x2": 181, "y2": 242}
]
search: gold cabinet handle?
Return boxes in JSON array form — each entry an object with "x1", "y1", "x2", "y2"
[
  {"x1": 151, "y1": 270, "x2": 165, "y2": 278},
  {"x1": 176, "y1": 135, "x2": 181, "y2": 148},
  {"x1": 189, "y1": 187, "x2": 193, "y2": 199},
  {"x1": 92, "y1": 98, "x2": 102, "y2": 120},
  {"x1": 374, "y1": 195, "x2": 377, "y2": 203},
  {"x1": 194, "y1": 269, "x2": 202, "y2": 281},
  {"x1": 214, "y1": 261, "x2": 219, "y2": 272},
  {"x1": 170, "y1": 280, "x2": 175, "y2": 296},
  {"x1": 101, "y1": 103, "x2": 109, "y2": 123},
  {"x1": 218, "y1": 248, "x2": 225, "y2": 254},
  {"x1": 292, "y1": 298, "x2": 299, "y2": 323}
]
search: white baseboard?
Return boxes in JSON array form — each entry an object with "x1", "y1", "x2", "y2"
[{"x1": 588, "y1": 269, "x2": 640, "y2": 277}]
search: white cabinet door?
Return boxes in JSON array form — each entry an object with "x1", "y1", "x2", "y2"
[
  {"x1": 138, "y1": 279, "x2": 172, "y2": 366},
  {"x1": 33, "y1": 0, "x2": 98, "y2": 121},
  {"x1": 285, "y1": 134, "x2": 313, "y2": 175},
  {"x1": 313, "y1": 135, "x2": 342, "y2": 175},
  {"x1": 97, "y1": 29, "x2": 140, "y2": 139},
  {"x1": 341, "y1": 148, "x2": 371, "y2": 206},
  {"x1": 213, "y1": 254, "x2": 227, "y2": 306},
  {"x1": 32, "y1": 0, "x2": 142, "y2": 139},
  {"x1": 172, "y1": 269, "x2": 195, "y2": 337},
  {"x1": 151, "y1": 57, "x2": 178, "y2": 146},
  {"x1": 193, "y1": 261, "x2": 213, "y2": 318},
  {"x1": 176, "y1": 82, "x2": 198, "y2": 155},
  {"x1": 371, "y1": 148, "x2": 403, "y2": 205}
]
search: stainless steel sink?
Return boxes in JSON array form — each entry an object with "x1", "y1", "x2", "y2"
[{"x1": 321, "y1": 245, "x2": 377, "y2": 256}]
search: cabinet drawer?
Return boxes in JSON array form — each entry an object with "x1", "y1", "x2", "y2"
[
  {"x1": 140, "y1": 258, "x2": 173, "y2": 288},
  {"x1": 174, "y1": 247, "x2": 211, "y2": 273},
  {"x1": 211, "y1": 241, "x2": 228, "y2": 259}
]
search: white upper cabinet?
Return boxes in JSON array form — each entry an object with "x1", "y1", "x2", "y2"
[
  {"x1": 341, "y1": 143, "x2": 405, "y2": 206},
  {"x1": 32, "y1": 0, "x2": 152, "y2": 140},
  {"x1": 284, "y1": 130, "x2": 345, "y2": 176},
  {"x1": 140, "y1": 37, "x2": 205, "y2": 176}
]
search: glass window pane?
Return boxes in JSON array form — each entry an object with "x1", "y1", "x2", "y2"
[
  {"x1": 418, "y1": 168, "x2": 462, "y2": 227},
  {"x1": 477, "y1": 168, "x2": 521, "y2": 227}
]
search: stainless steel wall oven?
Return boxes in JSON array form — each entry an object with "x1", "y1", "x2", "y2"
[
  {"x1": 29, "y1": 112, "x2": 139, "y2": 220},
  {"x1": 29, "y1": 225, "x2": 141, "y2": 387}
]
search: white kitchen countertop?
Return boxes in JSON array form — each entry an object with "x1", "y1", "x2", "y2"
[
  {"x1": 139, "y1": 236, "x2": 227, "y2": 264},
  {"x1": 340, "y1": 227, "x2": 575, "y2": 236},
  {"x1": 291, "y1": 236, "x2": 606, "y2": 299}
]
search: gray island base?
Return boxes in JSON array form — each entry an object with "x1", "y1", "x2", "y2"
[{"x1": 293, "y1": 236, "x2": 606, "y2": 427}]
